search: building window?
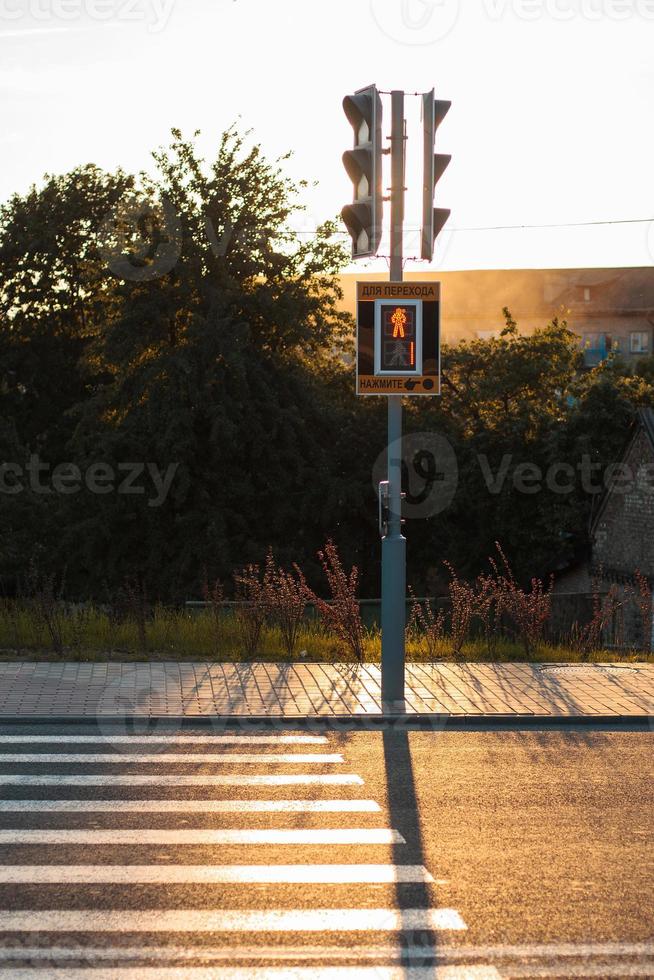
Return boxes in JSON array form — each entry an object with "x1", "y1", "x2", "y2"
[
  {"x1": 581, "y1": 332, "x2": 617, "y2": 366},
  {"x1": 583, "y1": 287, "x2": 591, "y2": 303},
  {"x1": 582, "y1": 333, "x2": 613, "y2": 352},
  {"x1": 630, "y1": 331, "x2": 649, "y2": 354}
]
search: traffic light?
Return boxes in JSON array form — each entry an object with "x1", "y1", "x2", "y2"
[
  {"x1": 356, "y1": 280, "x2": 441, "y2": 397},
  {"x1": 421, "y1": 89, "x2": 451, "y2": 262},
  {"x1": 379, "y1": 303, "x2": 419, "y2": 374},
  {"x1": 342, "y1": 85, "x2": 383, "y2": 258}
]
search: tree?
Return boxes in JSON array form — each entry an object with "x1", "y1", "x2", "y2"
[
  {"x1": 61, "y1": 128, "x2": 362, "y2": 599},
  {"x1": 5, "y1": 137, "x2": 652, "y2": 604},
  {"x1": 0, "y1": 164, "x2": 134, "y2": 457},
  {"x1": 404, "y1": 312, "x2": 654, "y2": 588}
]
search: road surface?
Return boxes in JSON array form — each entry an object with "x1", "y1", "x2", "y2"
[{"x1": 0, "y1": 722, "x2": 651, "y2": 977}]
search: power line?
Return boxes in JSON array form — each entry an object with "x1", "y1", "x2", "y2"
[
  {"x1": 293, "y1": 216, "x2": 654, "y2": 236},
  {"x1": 451, "y1": 216, "x2": 654, "y2": 232}
]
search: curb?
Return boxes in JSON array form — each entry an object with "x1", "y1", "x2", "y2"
[{"x1": 0, "y1": 714, "x2": 651, "y2": 730}]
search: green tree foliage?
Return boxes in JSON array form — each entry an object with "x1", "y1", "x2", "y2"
[
  {"x1": 61, "y1": 129, "x2": 369, "y2": 598},
  {"x1": 1, "y1": 132, "x2": 653, "y2": 601},
  {"x1": 405, "y1": 312, "x2": 654, "y2": 588},
  {"x1": 0, "y1": 165, "x2": 134, "y2": 457}
]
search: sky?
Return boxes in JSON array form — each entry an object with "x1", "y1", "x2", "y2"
[{"x1": 2, "y1": 0, "x2": 654, "y2": 271}]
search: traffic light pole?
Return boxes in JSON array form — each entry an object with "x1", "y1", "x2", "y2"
[
  {"x1": 343, "y1": 83, "x2": 450, "y2": 707},
  {"x1": 381, "y1": 90, "x2": 406, "y2": 708}
]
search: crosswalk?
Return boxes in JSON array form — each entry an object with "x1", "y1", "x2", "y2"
[
  {"x1": 0, "y1": 774, "x2": 362, "y2": 786},
  {"x1": 0, "y1": 728, "x2": 492, "y2": 979}
]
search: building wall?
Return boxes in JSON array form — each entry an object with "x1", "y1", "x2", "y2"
[
  {"x1": 593, "y1": 429, "x2": 654, "y2": 577},
  {"x1": 338, "y1": 268, "x2": 654, "y2": 362},
  {"x1": 552, "y1": 564, "x2": 593, "y2": 594},
  {"x1": 573, "y1": 315, "x2": 654, "y2": 365}
]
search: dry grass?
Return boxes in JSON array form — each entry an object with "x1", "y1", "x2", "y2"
[{"x1": 0, "y1": 602, "x2": 651, "y2": 664}]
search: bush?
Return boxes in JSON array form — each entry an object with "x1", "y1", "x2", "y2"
[
  {"x1": 307, "y1": 540, "x2": 365, "y2": 662},
  {"x1": 263, "y1": 552, "x2": 307, "y2": 659},
  {"x1": 202, "y1": 573, "x2": 224, "y2": 654},
  {"x1": 25, "y1": 562, "x2": 66, "y2": 655},
  {"x1": 233, "y1": 564, "x2": 268, "y2": 659},
  {"x1": 443, "y1": 562, "x2": 477, "y2": 660},
  {"x1": 408, "y1": 588, "x2": 445, "y2": 659},
  {"x1": 488, "y1": 544, "x2": 552, "y2": 657},
  {"x1": 475, "y1": 572, "x2": 501, "y2": 657},
  {"x1": 116, "y1": 577, "x2": 149, "y2": 653}
]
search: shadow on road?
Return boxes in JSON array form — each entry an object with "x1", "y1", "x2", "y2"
[{"x1": 383, "y1": 725, "x2": 440, "y2": 971}]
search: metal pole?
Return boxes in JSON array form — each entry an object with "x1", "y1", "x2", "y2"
[
  {"x1": 381, "y1": 90, "x2": 406, "y2": 708},
  {"x1": 389, "y1": 90, "x2": 405, "y2": 284}
]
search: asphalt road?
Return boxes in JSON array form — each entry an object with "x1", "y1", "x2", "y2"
[{"x1": 0, "y1": 723, "x2": 650, "y2": 978}]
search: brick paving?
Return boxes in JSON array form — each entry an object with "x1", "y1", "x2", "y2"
[{"x1": 0, "y1": 661, "x2": 652, "y2": 719}]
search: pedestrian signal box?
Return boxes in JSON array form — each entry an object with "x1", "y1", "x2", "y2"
[
  {"x1": 356, "y1": 281, "x2": 441, "y2": 396},
  {"x1": 378, "y1": 302, "x2": 420, "y2": 374}
]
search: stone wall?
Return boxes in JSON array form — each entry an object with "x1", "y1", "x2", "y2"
[{"x1": 593, "y1": 428, "x2": 654, "y2": 578}]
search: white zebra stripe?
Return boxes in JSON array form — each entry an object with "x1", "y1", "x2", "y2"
[
  {"x1": 0, "y1": 829, "x2": 404, "y2": 845},
  {"x1": 0, "y1": 907, "x2": 467, "y2": 932},
  {"x1": 0, "y1": 736, "x2": 328, "y2": 744},
  {"x1": 0, "y1": 774, "x2": 363, "y2": 786},
  {"x1": 0, "y1": 967, "x2": 499, "y2": 980},
  {"x1": 0, "y1": 799, "x2": 380, "y2": 813},
  {"x1": 0, "y1": 864, "x2": 433, "y2": 884},
  {"x1": 0, "y1": 754, "x2": 343, "y2": 764}
]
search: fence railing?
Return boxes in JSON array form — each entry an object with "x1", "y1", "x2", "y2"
[{"x1": 187, "y1": 589, "x2": 652, "y2": 651}]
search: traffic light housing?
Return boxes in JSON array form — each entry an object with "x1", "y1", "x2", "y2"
[
  {"x1": 422, "y1": 89, "x2": 451, "y2": 262},
  {"x1": 342, "y1": 85, "x2": 383, "y2": 258}
]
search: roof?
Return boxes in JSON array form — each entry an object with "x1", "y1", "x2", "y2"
[
  {"x1": 338, "y1": 267, "x2": 654, "y2": 322},
  {"x1": 548, "y1": 268, "x2": 654, "y2": 314}
]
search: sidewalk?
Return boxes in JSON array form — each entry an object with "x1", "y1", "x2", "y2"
[{"x1": 0, "y1": 661, "x2": 652, "y2": 724}]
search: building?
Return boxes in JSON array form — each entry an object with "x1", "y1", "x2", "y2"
[
  {"x1": 553, "y1": 409, "x2": 654, "y2": 650},
  {"x1": 340, "y1": 267, "x2": 654, "y2": 367},
  {"x1": 592, "y1": 408, "x2": 654, "y2": 581}
]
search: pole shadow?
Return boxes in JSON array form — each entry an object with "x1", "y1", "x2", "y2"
[{"x1": 382, "y1": 724, "x2": 441, "y2": 972}]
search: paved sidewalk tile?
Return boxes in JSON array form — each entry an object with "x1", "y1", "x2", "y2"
[{"x1": 0, "y1": 661, "x2": 651, "y2": 719}]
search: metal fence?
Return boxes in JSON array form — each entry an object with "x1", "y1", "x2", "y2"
[{"x1": 187, "y1": 590, "x2": 652, "y2": 651}]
